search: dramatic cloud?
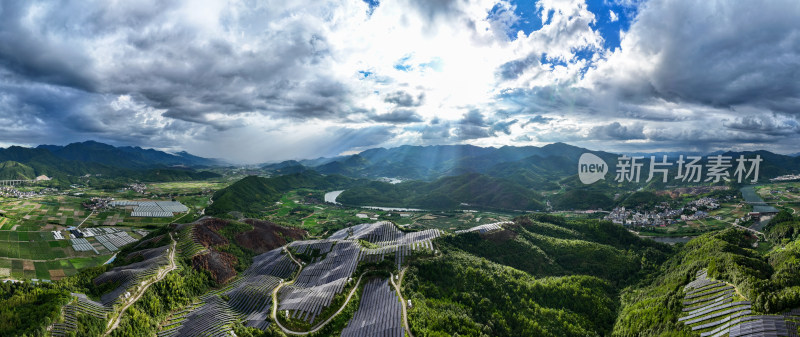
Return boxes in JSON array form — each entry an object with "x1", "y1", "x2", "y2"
[{"x1": 0, "y1": 0, "x2": 798, "y2": 162}]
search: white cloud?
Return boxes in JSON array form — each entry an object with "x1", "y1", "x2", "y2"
[
  {"x1": 0, "y1": 0, "x2": 798, "y2": 161},
  {"x1": 609, "y1": 10, "x2": 619, "y2": 22}
]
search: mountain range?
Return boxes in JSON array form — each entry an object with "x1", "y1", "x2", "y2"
[
  {"x1": 264, "y1": 143, "x2": 800, "y2": 186},
  {"x1": 0, "y1": 140, "x2": 223, "y2": 182}
]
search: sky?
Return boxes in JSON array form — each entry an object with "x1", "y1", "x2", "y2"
[{"x1": 0, "y1": 0, "x2": 799, "y2": 163}]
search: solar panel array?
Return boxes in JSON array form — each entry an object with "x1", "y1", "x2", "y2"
[
  {"x1": 679, "y1": 269, "x2": 800, "y2": 337},
  {"x1": 94, "y1": 245, "x2": 171, "y2": 306},
  {"x1": 340, "y1": 278, "x2": 403, "y2": 337},
  {"x1": 160, "y1": 248, "x2": 297, "y2": 336},
  {"x1": 71, "y1": 238, "x2": 97, "y2": 253},
  {"x1": 95, "y1": 231, "x2": 138, "y2": 252},
  {"x1": 158, "y1": 297, "x2": 238, "y2": 337},
  {"x1": 347, "y1": 222, "x2": 441, "y2": 268},
  {"x1": 279, "y1": 241, "x2": 361, "y2": 323},
  {"x1": 51, "y1": 293, "x2": 111, "y2": 337},
  {"x1": 454, "y1": 221, "x2": 510, "y2": 234},
  {"x1": 111, "y1": 200, "x2": 188, "y2": 217}
]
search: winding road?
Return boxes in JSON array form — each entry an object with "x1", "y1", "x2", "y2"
[
  {"x1": 103, "y1": 232, "x2": 177, "y2": 336},
  {"x1": 390, "y1": 267, "x2": 414, "y2": 337},
  {"x1": 270, "y1": 247, "x2": 366, "y2": 335}
]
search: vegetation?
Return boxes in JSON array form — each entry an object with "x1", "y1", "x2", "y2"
[
  {"x1": 338, "y1": 173, "x2": 545, "y2": 211},
  {"x1": 0, "y1": 282, "x2": 71, "y2": 337},
  {"x1": 613, "y1": 227, "x2": 800, "y2": 336},
  {"x1": 405, "y1": 250, "x2": 618, "y2": 336},
  {"x1": 764, "y1": 209, "x2": 800, "y2": 242},
  {"x1": 207, "y1": 171, "x2": 356, "y2": 216},
  {"x1": 550, "y1": 189, "x2": 614, "y2": 210}
]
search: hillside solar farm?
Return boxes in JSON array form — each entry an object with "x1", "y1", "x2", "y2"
[
  {"x1": 679, "y1": 270, "x2": 800, "y2": 336},
  {"x1": 3, "y1": 173, "x2": 800, "y2": 337}
]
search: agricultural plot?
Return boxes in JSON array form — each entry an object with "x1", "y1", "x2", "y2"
[
  {"x1": 146, "y1": 180, "x2": 228, "y2": 195},
  {"x1": 94, "y1": 244, "x2": 171, "y2": 306},
  {"x1": 340, "y1": 278, "x2": 403, "y2": 337},
  {"x1": 680, "y1": 269, "x2": 800, "y2": 337},
  {"x1": 0, "y1": 197, "x2": 86, "y2": 230}
]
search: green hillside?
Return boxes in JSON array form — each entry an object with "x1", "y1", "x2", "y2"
[
  {"x1": 0, "y1": 161, "x2": 36, "y2": 180},
  {"x1": 206, "y1": 171, "x2": 356, "y2": 216},
  {"x1": 337, "y1": 173, "x2": 546, "y2": 211},
  {"x1": 613, "y1": 226, "x2": 800, "y2": 336},
  {"x1": 406, "y1": 214, "x2": 674, "y2": 336}
]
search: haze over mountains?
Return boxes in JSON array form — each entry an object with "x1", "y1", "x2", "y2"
[
  {"x1": 0, "y1": 140, "x2": 222, "y2": 181},
  {"x1": 264, "y1": 142, "x2": 800, "y2": 183},
  {"x1": 3, "y1": 140, "x2": 800, "y2": 187}
]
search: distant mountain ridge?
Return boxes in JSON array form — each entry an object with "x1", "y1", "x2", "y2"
[
  {"x1": 37, "y1": 140, "x2": 223, "y2": 168},
  {"x1": 0, "y1": 140, "x2": 222, "y2": 182},
  {"x1": 263, "y1": 143, "x2": 800, "y2": 185}
]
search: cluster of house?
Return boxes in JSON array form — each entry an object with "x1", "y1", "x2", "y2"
[
  {"x1": 82, "y1": 197, "x2": 115, "y2": 211},
  {"x1": 126, "y1": 183, "x2": 147, "y2": 194},
  {"x1": 606, "y1": 197, "x2": 724, "y2": 226},
  {"x1": 0, "y1": 186, "x2": 59, "y2": 198},
  {"x1": 770, "y1": 174, "x2": 800, "y2": 182}
]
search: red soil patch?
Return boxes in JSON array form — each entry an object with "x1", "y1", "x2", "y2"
[
  {"x1": 194, "y1": 218, "x2": 229, "y2": 248},
  {"x1": 192, "y1": 250, "x2": 238, "y2": 284},
  {"x1": 235, "y1": 219, "x2": 306, "y2": 254}
]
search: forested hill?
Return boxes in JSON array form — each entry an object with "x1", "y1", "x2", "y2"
[
  {"x1": 337, "y1": 172, "x2": 546, "y2": 211},
  {"x1": 210, "y1": 171, "x2": 547, "y2": 213},
  {"x1": 263, "y1": 143, "x2": 800, "y2": 186},
  {"x1": 404, "y1": 214, "x2": 674, "y2": 336},
  {"x1": 206, "y1": 171, "x2": 358, "y2": 216},
  {"x1": 0, "y1": 141, "x2": 221, "y2": 184},
  {"x1": 614, "y1": 223, "x2": 800, "y2": 336}
]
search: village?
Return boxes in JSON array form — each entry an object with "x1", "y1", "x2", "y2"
[{"x1": 605, "y1": 196, "x2": 726, "y2": 227}]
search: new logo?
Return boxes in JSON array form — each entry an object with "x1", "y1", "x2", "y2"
[{"x1": 578, "y1": 153, "x2": 608, "y2": 184}]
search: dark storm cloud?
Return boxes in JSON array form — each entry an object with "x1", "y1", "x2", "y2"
[
  {"x1": 490, "y1": 119, "x2": 518, "y2": 135},
  {"x1": 524, "y1": 115, "x2": 554, "y2": 125},
  {"x1": 384, "y1": 91, "x2": 425, "y2": 107},
  {"x1": 591, "y1": 0, "x2": 800, "y2": 115},
  {"x1": 588, "y1": 122, "x2": 645, "y2": 140},
  {"x1": 369, "y1": 109, "x2": 424, "y2": 123},
  {"x1": 724, "y1": 115, "x2": 800, "y2": 136},
  {"x1": 0, "y1": 1, "x2": 358, "y2": 131},
  {"x1": 0, "y1": 2, "x2": 97, "y2": 91},
  {"x1": 460, "y1": 109, "x2": 488, "y2": 126}
]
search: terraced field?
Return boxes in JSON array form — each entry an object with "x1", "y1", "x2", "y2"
[
  {"x1": 680, "y1": 269, "x2": 800, "y2": 336},
  {"x1": 94, "y1": 245, "x2": 172, "y2": 306},
  {"x1": 159, "y1": 247, "x2": 298, "y2": 336}
]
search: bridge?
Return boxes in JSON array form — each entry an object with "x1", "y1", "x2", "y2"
[{"x1": 0, "y1": 180, "x2": 34, "y2": 186}]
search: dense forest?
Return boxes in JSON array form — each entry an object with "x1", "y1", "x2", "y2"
[
  {"x1": 403, "y1": 214, "x2": 674, "y2": 337},
  {"x1": 336, "y1": 173, "x2": 546, "y2": 211}
]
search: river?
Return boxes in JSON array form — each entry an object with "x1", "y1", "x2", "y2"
[
  {"x1": 324, "y1": 190, "x2": 344, "y2": 204},
  {"x1": 323, "y1": 190, "x2": 426, "y2": 212}
]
